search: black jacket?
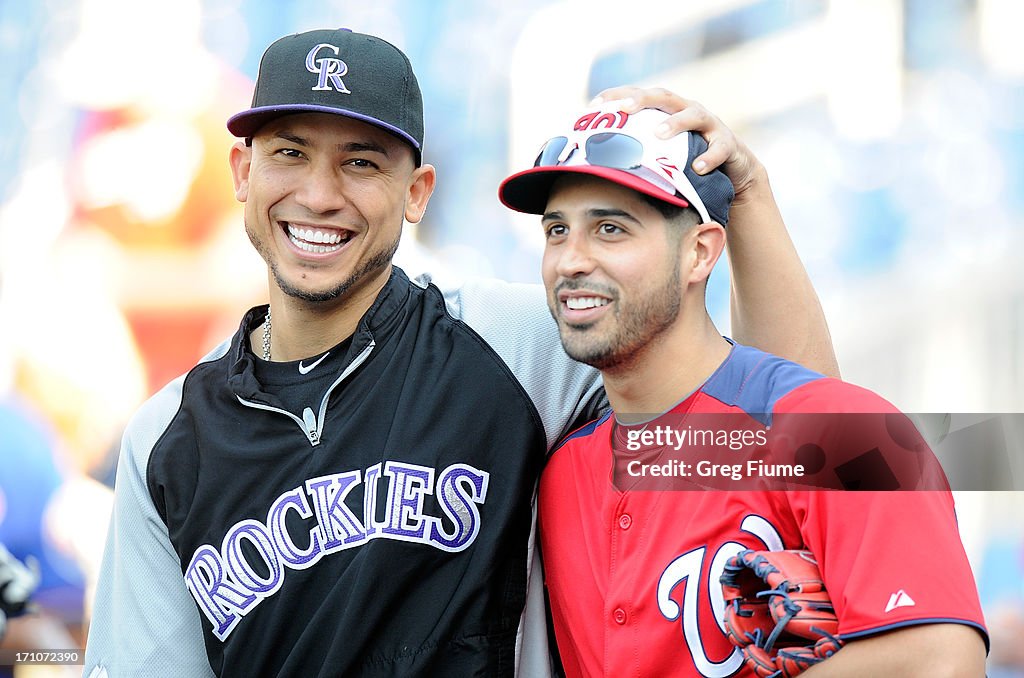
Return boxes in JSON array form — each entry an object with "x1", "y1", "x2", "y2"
[{"x1": 84, "y1": 268, "x2": 603, "y2": 677}]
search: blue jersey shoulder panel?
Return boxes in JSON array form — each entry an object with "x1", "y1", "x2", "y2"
[
  {"x1": 554, "y1": 409, "x2": 613, "y2": 451},
  {"x1": 702, "y1": 341, "x2": 825, "y2": 426}
]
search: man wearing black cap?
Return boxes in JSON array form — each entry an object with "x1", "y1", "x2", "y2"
[
  {"x1": 500, "y1": 105, "x2": 987, "y2": 677},
  {"x1": 84, "y1": 29, "x2": 840, "y2": 677}
]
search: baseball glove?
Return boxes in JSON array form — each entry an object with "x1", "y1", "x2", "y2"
[
  {"x1": 720, "y1": 549, "x2": 844, "y2": 677},
  {"x1": 0, "y1": 543, "x2": 40, "y2": 639}
]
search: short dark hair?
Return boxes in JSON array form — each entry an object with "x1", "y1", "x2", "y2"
[{"x1": 639, "y1": 193, "x2": 702, "y2": 231}]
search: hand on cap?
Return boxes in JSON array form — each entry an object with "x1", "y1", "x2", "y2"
[{"x1": 591, "y1": 87, "x2": 765, "y2": 205}]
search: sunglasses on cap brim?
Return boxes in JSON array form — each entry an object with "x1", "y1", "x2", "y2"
[{"x1": 533, "y1": 130, "x2": 711, "y2": 224}]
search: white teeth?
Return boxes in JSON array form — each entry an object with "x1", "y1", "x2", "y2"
[
  {"x1": 286, "y1": 225, "x2": 348, "y2": 253},
  {"x1": 566, "y1": 296, "x2": 610, "y2": 310}
]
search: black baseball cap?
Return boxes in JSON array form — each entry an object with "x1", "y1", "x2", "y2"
[{"x1": 227, "y1": 28, "x2": 424, "y2": 164}]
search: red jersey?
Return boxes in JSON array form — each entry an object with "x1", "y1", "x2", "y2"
[{"x1": 538, "y1": 342, "x2": 986, "y2": 678}]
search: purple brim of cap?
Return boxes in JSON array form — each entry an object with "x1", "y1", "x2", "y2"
[
  {"x1": 498, "y1": 165, "x2": 690, "y2": 215},
  {"x1": 227, "y1": 104, "x2": 422, "y2": 152}
]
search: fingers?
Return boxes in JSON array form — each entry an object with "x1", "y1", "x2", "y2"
[
  {"x1": 654, "y1": 105, "x2": 714, "y2": 138},
  {"x1": 591, "y1": 86, "x2": 690, "y2": 115},
  {"x1": 658, "y1": 107, "x2": 736, "y2": 175},
  {"x1": 592, "y1": 86, "x2": 764, "y2": 193},
  {"x1": 591, "y1": 87, "x2": 733, "y2": 175},
  {"x1": 654, "y1": 105, "x2": 737, "y2": 175},
  {"x1": 692, "y1": 139, "x2": 734, "y2": 175}
]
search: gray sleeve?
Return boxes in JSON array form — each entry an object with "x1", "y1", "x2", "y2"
[
  {"x1": 418, "y1": 272, "x2": 607, "y2": 449},
  {"x1": 83, "y1": 376, "x2": 216, "y2": 677}
]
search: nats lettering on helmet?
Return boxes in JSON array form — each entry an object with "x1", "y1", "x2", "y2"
[
  {"x1": 305, "y1": 43, "x2": 351, "y2": 93},
  {"x1": 184, "y1": 460, "x2": 490, "y2": 641},
  {"x1": 574, "y1": 110, "x2": 629, "y2": 132}
]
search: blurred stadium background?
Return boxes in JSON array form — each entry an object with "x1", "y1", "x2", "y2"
[{"x1": 0, "y1": 0, "x2": 1022, "y2": 674}]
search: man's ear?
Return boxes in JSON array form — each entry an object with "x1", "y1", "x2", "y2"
[
  {"x1": 229, "y1": 141, "x2": 252, "y2": 202},
  {"x1": 404, "y1": 163, "x2": 437, "y2": 223},
  {"x1": 688, "y1": 222, "x2": 727, "y2": 284}
]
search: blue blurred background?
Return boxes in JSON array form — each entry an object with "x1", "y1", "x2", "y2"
[{"x1": 0, "y1": 0, "x2": 1022, "y2": 673}]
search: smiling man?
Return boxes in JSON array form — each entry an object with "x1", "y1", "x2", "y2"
[
  {"x1": 84, "y1": 28, "x2": 842, "y2": 678},
  {"x1": 230, "y1": 111, "x2": 435, "y2": 364},
  {"x1": 499, "y1": 106, "x2": 988, "y2": 677}
]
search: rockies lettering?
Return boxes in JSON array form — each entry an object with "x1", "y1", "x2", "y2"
[{"x1": 184, "y1": 460, "x2": 490, "y2": 641}]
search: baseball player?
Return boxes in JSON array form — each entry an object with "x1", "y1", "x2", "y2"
[
  {"x1": 499, "y1": 106, "x2": 989, "y2": 676},
  {"x1": 83, "y1": 29, "x2": 839, "y2": 677}
]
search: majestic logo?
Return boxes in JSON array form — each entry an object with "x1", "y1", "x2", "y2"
[
  {"x1": 885, "y1": 589, "x2": 916, "y2": 612},
  {"x1": 298, "y1": 352, "x2": 330, "y2": 375},
  {"x1": 305, "y1": 43, "x2": 351, "y2": 93}
]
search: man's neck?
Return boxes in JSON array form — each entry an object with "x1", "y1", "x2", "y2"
[
  {"x1": 254, "y1": 266, "x2": 392, "y2": 362},
  {"x1": 602, "y1": 314, "x2": 731, "y2": 419}
]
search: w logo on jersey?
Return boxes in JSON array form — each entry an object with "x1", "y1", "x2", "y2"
[
  {"x1": 656, "y1": 516, "x2": 783, "y2": 678},
  {"x1": 305, "y1": 43, "x2": 351, "y2": 93}
]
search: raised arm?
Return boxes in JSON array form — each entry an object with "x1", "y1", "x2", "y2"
[{"x1": 592, "y1": 88, "x2": 840, "y2": 378}]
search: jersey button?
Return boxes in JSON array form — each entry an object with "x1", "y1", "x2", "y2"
[
  {"x1": 613, "y1": 608, "x2": 627, "y2": 625},
  {"x1": 618, "y1": 514, "x2": 632, "y2": 530}
]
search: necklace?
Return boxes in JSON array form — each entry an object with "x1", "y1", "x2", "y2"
[{"x1": 261, "y1": 306, "x2": 272, "y2": 361}]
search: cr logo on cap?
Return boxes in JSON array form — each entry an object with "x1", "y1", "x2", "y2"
[{"x1": 305, "y1": 43, "x2": 351, "y2": 94}]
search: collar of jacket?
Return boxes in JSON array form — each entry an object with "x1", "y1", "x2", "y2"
[{"x1": 226, "y1": 266, "x2": 414, "y2": 401}]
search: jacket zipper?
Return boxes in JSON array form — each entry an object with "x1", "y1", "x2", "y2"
[{"x1": 236, "y1": 340, "x2": 376, "y2": 447}]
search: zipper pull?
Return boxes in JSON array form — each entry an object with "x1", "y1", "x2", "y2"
[{"x1": 302, "y1": 407, "x2": 320, "y2": 445}]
